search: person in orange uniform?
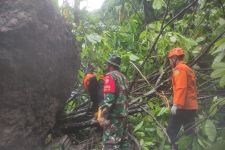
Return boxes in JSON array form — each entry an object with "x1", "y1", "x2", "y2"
[
  {"x1": 83, "y1": 73, "x2": 104, "y2": 113},
  {"x1": 167, "y1": 48, "x2": 198, "y2": 150}
]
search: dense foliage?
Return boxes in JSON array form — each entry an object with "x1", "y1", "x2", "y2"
[{"x1": 54, "y1": 0, "x2": 225, "y2": 149}]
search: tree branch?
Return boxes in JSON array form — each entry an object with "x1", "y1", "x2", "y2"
[
  {"x1": 129, "y1": 0, "x2": 198, "y2": 91},
  {"x1": 127, "y1": 131, "x2": 142, "y2": 150},
  {"x1": 189, "y1": 30, "x2": 225, "y2": 66},
  {"x1": 140, "y1": 106, "x2": 171, "y2": 143}
]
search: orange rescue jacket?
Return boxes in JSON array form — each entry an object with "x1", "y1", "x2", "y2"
[{"x1": 172, "y1": 61, "x2": 198, "y2": 110}]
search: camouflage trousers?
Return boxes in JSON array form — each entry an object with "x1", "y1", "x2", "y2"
[{"x1": 102, "y1": 117, "x2": 130, "y2": 150}]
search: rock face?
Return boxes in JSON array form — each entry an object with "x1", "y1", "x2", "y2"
[{"x1": 0, "y1": 0, "x2": 80, "y2": 150}]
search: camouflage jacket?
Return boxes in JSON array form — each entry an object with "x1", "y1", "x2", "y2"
[{"x1": 100, "y1": 70, "x2": 129, "y2": 118}]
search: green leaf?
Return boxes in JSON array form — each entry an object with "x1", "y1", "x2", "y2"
[
  {"x1": 156, "y1": 127, "x2": 164, "y2": 138},
  {"x1": 152, "y1": 0, "x2": 165, "y2": 10},
  {"x1": 135, "y1": 132, "x2": 145, "y2": 137},
  {"x1": 206, "y1": 139, "x2": 225, "y2": 150},
  {"x1": 192, "y1": 136, "x2": 201, "y2": 150},
  {"x1": 87, "y1": 33, "x2": 102, "y2": 44},
  {"x1": 218, "y1": 18, "x2": 225, "y2": 26},
  {"x1": 142, "y1": 147, "x2": 149, "y2": 150},
  {"x1": 78, "y1": 70, "x2": 85, "y2": 78},
  {"x1": 140, "y1": 139, "x2": 144, "y2": 146},
  {"x1": 211, "y1": 67, "x2": 225, "y2": 78},
  {"x1": 175, "y1": 33, "x2": 198, "y2": 49},
  {"x1": 212, "y1": 42, "x2": 225, "y2": 55},
  {"x1": 212, "y1": 62, "x2": 225, "y2": 69},
  {"x1": 195, "y1": 36, "x2": 205, "y2": 43},
  {"x1": 198, "y1": 0, "x2": 206, "y2": 9},
  {"x1": 129, "y1": 54, "x2": 139, "y2": 61},
  {"x1": 133, "y1": 121, "x2": 144, "y2": 133},
  {"x1": 209, "y1": 106, "x2": 218, "y2": 117},
  {"x1": 159, "y1": 137, "x2": 166, "y2": 150},
  {"x1": 213, "y1": 52, "x2": 225, "y2": 63},
  {"x1": 177, "y1": 136, "x2": 192, "y2": 150},
  {"x1": 215, "y1": 37, "x2": 225, "y2": 47},
  {"x1": 139, "y1": 30, "x2": 147, "y2": 40},
  {"x1": 139, "y1": 60, "x2": 144, "y2": 65},
  {"x1": 218, "y1": 98, "x2": 225, "y2": 106},
  {"x1": 170, "y1": 36, "x2": 177, "y2": 43},
  {"x1": 144, "y1": 128, "x2": 155, "y2": 132},
  {"x1": 143, "y1": 141, "x2": 154, "y2": 146},
  {"x1": 157, "y1": 107, "x2": 168, "y2": 116},
  {"x1": 204, "y1": 120, "x2": 217, "y2": 142},
  {"x1": 197, "y1": 136, "x2": 207, "y2": 148},
  {"x1": 220, "y1": 75, "x2": 225, "y2": 87},
  {"x1": 159, "y1": 66, "x2": 164, "y2": 75}
]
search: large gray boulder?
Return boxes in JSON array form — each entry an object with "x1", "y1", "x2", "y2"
[{"x1": 0, "y1": 0, "x2": 80, "y2": 149}]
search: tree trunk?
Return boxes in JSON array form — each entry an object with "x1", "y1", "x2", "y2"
[
  {"x1": 74, "y1": 0, "x2": 80, "y2": 26},
  {"x1": 143, "y1": 0, "x2": 156, "y2": 25}
]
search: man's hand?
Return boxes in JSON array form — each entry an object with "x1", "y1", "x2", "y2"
[
  {"x1": 171, "y1": 105, "x2": 178, "y2": 115},
  {"x1": 97, "y1": 108, "x2": 104, "y2": 127},
  {"x1": 97, "y1": 117, "x2": 105, "y2": 127},
  {"x1": 97, "y1": 107, "x2": 110, "y2": 127},
  {"x1": 97, "y1": 117, "x2": 110, "y2": 127}
]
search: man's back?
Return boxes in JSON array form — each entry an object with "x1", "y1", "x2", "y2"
[
  {"x1": 106, "y1": 70, "x2": 129, "y2": 118},
  {"x1": 173, "y1": 62, "x2": 198, "y2": 109}
]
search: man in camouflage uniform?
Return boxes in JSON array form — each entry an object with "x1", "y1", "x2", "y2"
[{"x1": 98, "y1": 55, "x2": 130, "y2": 150}]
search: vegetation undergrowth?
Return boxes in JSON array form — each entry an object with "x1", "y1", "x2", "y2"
[{"x1": 52, "y1": 0, "x2": 225, "y2": 149}]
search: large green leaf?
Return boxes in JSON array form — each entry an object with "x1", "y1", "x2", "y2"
[
  {"x1": 215, "y1": 37, "x2": 225, "y2": 47},
  {"x1": 175, "y1": 33, "x2": 198, "y2": 49},
  {"x1": 133, "y1": 121, "x2": 144, "y2": 133},
  {"x1": 198, "y1": 0, "x2": 206, "y2": 9},
  {"x1": 152, "y1": 0, "x2": 165, "y2": 10},
  {"x1": 211, "y1": 67, "x2": 225, "y2": 78},
  {"x1": 209, "y1": 97, "x2": 225, "y2": 116},
  {"x1": 212, "y1": 62, "x2": 225, "y2": 69},
  {"x1": 212, "y1": 42, "x2": 225, "y2": 55},
  {"x1": 213, "y1": 52, "x2": 225, "y2": 64},
  {"x1": 129, "y1": 54, "x2": 139, "y2": 61},
  {"x1": 87, "y1": 33, "x2": 102, "y2": 44},
  {"x1": 204, "y1": 120, "x2": 217, "y2": 142}
]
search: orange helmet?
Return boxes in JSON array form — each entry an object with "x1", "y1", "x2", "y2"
[
  {"x1": 168, "y1": 47, "x2": 185, "y2": 58},
  {"x1": 83, "y1": 73, "x2": 96, "y2": 90}
]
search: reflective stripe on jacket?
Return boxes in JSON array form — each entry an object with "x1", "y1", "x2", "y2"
[{"x1": 172, "y1": 61, "x2": 198, "y2": 109}]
